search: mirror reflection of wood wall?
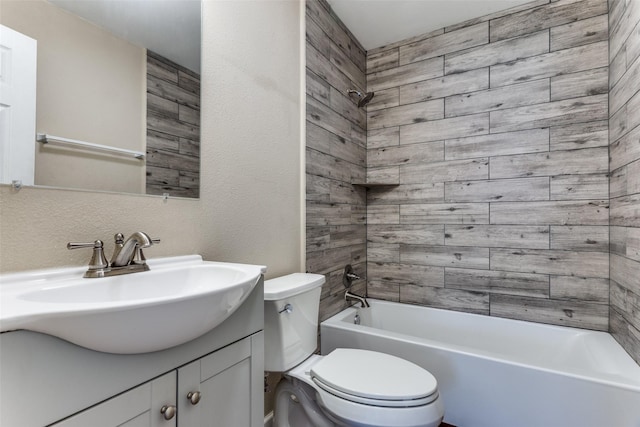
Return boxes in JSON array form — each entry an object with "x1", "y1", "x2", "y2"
[{"x1": 146, "y1": 51, "x2": 201, "y2": 199}]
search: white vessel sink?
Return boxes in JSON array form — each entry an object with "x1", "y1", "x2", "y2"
[{"x1": 0, "y1": 255, "x2": 265, "y2": 354}]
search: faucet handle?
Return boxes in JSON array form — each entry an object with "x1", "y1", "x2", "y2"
[
  {"x1": 67, "y1": 240, "x2": 109, "y2": 274},
  {"x1": 132, "y1": 238, "x2": 160, "y2": 265}
]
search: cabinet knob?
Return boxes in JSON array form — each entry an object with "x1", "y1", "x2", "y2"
[
  {"x1": 187, "y1": 391, "x2": 202, "y2": 405},
  {"x1": 160, "y1": 405, "x2": 176, "y2": 420}
]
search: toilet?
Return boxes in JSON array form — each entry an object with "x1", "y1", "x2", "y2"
[{"x1": 265, "y1": 273, "x2": 445, "y2": 427}]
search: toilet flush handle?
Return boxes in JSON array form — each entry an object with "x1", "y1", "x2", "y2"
[{"x1": 279, "y1": 304, "x2": 293, "y2": 314}]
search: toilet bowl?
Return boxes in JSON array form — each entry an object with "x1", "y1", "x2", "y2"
[{"x1": 265, "y1": 273, "x2": 444, "y2": 427}]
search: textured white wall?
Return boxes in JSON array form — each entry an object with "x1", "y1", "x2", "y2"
[{"x1": 0, "y1": 0, "x2": 304, "y2": 279}]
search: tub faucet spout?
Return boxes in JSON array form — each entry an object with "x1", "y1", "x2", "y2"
[{"x1": 345, "y1": 290, "x2": 370, "y2": 308}]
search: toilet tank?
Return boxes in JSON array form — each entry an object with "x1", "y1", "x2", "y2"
[{"x1": 264, "y1": 273, "x2": 325, "y2": 372}]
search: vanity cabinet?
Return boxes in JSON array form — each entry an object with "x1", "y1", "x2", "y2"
[
  {"x1": 0, "y1": 278, "x2": 264, "y2": 427},
  {"x1": 51, "y1": 372, "x2": 177, "y2": 427},
  {"x1": 51, "y1": 335, "x2": 262, "y2": 427}
]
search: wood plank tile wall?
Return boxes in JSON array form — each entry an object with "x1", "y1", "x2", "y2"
[
  {"x1": 146, "y1": 51, "x2": 200, "y2": 198},
  {"x1": 609, "y1": 0, "x2": 640, "y2": 364},
  {"x1": 365, "y1": 0, "x2": 611, "y2": 331},
  {"x1": 306, "y1": 0, "x2": 367, "y2": 321}
]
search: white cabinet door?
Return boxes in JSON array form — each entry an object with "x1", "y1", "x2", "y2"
[
  {"x1": 178, "y1": 334, "x2": 263, "y2": 427},
  {"x1": 52, "y1": 371, "x2": 177, "y2": 427}
]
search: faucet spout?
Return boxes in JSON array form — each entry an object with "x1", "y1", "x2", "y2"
[
  {"x1": 110, "y1": 231, "x2": 153, "y2": 267},
  {"x1": 345, "y1": 290, "x2": 370, "y2": 308}
]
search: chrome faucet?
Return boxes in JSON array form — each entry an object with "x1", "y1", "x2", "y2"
[
  {"x1": 68, "y1": 231, "x2": 159, "y2": 278},
  {"x1": 345, "y1": 290, "x2": 370, "y2": 308},
  {"x1": 110, "y1": 231, "x2": 153, "y2": 267}
]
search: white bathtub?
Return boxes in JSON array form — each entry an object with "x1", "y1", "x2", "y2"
[{"x1": 321, "y1": 300, "x2": 640, "y2": 427}]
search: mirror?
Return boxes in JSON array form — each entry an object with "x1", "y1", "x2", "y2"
[{"x1": 0, "y1": 0, "x2": 201, "y2": 198}]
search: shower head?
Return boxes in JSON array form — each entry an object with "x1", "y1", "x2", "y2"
[{"x1": 347, "y1": 89, "x2": 375, "y2": 108}]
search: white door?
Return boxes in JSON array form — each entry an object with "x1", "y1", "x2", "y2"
[{"x1": 0, "y1": 25, "x2": 37, "y2": 186}]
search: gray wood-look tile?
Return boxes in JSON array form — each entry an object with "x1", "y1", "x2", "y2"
[
  {"x1": 307, "y1": 224, "x2": 366, "y2": 253},
  {"x1": 489, "y1": 41, "x2": 608, "y2": 88},
  {"x1": 330, "y1": 87, "x2": 366, "y2": 129},
  {"x1": 400, "y1": 203, "x2": 489, "y2": 225},
  {"x1": 366, "y1": 166, "x2": 400, "y2": 184},
  {"x1": 368, "y1": 28, "x2": 444, "y2": 57},
  {"x1": 490, "y1": 147, "x2": 608, "y2": 179},
  {"x1": 306, "y1": 148, "x2": 353, "y2": 183},
  {"x1": 368, "y1": 141, "x2": 444, "y2": 167},
  {"x1": 400, "y1": 285, "x2": 490, "y2": 315},
  {"x1": 550, "y1": 276, "x2": 610, "y2": 303},
  {"x1": 367, "y1": 243, "x2": 400, "y2": 263},
  {"x1": 610, "y1": 308, "x2": 640, "y2": 365},
  {"x1": 444, "y1": 177, "x2": 550, "y2": 202},
  {"x1": 367, "y1": 49, "x2": 399, "y2": 74},
  {"x1": 399, "y1": 22, "x2": 489, "y2": 65},
  {"x1": 444, "y1": 224, "x2": 550, "y2": 249},
  {"x1": 365, "y1": 87, "x2": 399, "y2": 112},
  {"x1": 610, "y1": 55, "x2": 640, "y2": 114},
  {"x1": 367, "y1": 205, "x2": 400, "y2": 224},
  {"x1": 367, "y1": 127, "x2": 400, "y2": 149},
  {"x1": 368, "y1": 100, "x2": 444, "y2": 130},
  {"x1": 368, "y1": 224, "x2": 445, "y2": 245},
  {"x1": 367, "y1": 183, "x2": 445, "y2": 205},
  {"x1": 400, "y1": 244, "x2": 489, "y2": 270},
  {"x1": 610, "y1": 194, "x2": 640, "y2": 227},
  {"x1": 610, "y1": 254, "x2": 640, "y2": 295},
  {"x1": 445, "y1": 79, "x2": 550, "y2": 118},
  {"x1": 490, "y1": 248, "x2": 609, "y2": 278},
  {"x1": 610, "y1": 281, "x2": 640, "y2": 332},
  {"x1": 401, "y1": 113, "x2": 490, "y2": 145},
  {"x1": 490, "y1": 200, "x2": 610, "y2": 225},
  {"x1": 400, "y1": 68, "x2": 489, "y2": 105},
  {"x1": 609, "y1": 46, "x2": 627, "y2": 90},
  {"x1": 368, "y1": 262, "x2": 445, "y2": 287},
  {"x1": 331, "y1": 42, "x2": 366, "y2": 90},
  {"x1": 306, "y1": 244, "x2": 365, "y2": 275},
  {"x1": 610, "y1": 88, "x2": 640, "y2": 143},
  {"x1": 610, "y1": 0, "x2": 640, "y2": 59},
  {"x1": 489, "y1": 94, "x2": 608, "y2": 133},
  {"x1": 550, "y1": 120, "x2": 608, "y2": 151},
  {"x1": 444, "y1": 30, "x2": 549, "y2": 75},
  {"x1": 550, "y1": 173, "x2": 609, "y2": 200},
  {"x1": 550, "y1": 225, "x2": 609, "y2": 252},
  {"x1": 401, "y1": 158, "x2": 489, "y2": 185},
  {"x1": 489, "y1": 0, "x2": 608, "y2": 42},
  {"x1": 307, "y1": 122, "x2": 365, "y2": 167},
  {"x1": 307, "y1": 97, "x2": 352, "y2": 141},
  {"x1": 445, "y1": 128, "x2": 549, "y2": 160},
  {"x1": 445, "y1": 0, "x2": 549, "y2": 33},
  {"x1": 610, "y1": 162, "x2": 640, "y2": 199},
  {"x1": 307, "y1": 43, "x2": 363, "y2": 97},
  {"x1": 306, "y1": 0, "x2": 365, "y2": 72},
  {"x1": 306, "y1": 12, "x2": 331, "y2": 58},
  {"x1": 367, "y1": 280, "x2": 400, "y2": 302},
  {"x1": 610, "y1": 226, "x2": 640, "y2": 262},
  {"x1": 550, "y1": 14, "x2": 609, "y2": 51},
  {"x1": 368, "y1": 57, "x2": 444, "y2": 92},
  {"x1": 490, "y1": 294, "x2": 609, "y2": 330},
  {"x1": 550, "y1": 67, "x2": 608, "y2": 101},
  {"x1": 445, "y1": 267, "x2": 550, "y2": 298}
]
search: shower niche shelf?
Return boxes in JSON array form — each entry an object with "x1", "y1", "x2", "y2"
[{"x1": 351, "y1": 182, "x2": 400, "y2": 188}]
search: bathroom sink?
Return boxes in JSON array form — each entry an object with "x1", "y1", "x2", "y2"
[{"x1": 0, "y1": 255, "x2": 265, "y2": 354}]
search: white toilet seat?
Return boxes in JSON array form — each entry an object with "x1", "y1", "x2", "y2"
[
  {"x1": 286, "y1": 349, "x2": 444, "y2": 427},
  {"x1": 311, "y1": 348, "x2": 439, "y2": 407}
]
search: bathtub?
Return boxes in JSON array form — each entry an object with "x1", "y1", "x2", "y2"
[{"x1": 321, "y1": 300, "x2": 640, "y2": 427}]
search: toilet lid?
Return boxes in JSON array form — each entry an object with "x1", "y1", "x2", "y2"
[{"x1": 310, "y1": 349, "x2": 438, "y2": 406}]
